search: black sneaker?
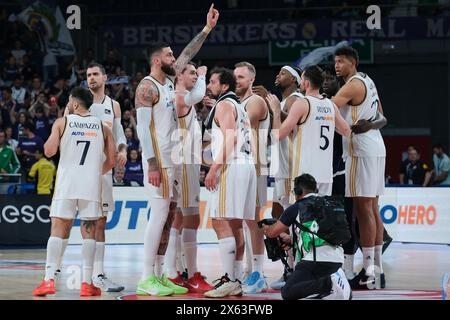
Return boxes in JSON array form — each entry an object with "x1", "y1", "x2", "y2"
[
  {"x1": 382, "y1": 231, "x2": 393, "y2": 254},
  {"x1": 348, "y1": 269, "x2": 376, "y2": 290}
]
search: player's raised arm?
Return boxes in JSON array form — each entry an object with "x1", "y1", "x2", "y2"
[
  {"x1": 173, "y1": 4, "x2": 219, "y2": 74},
  {"x1": 44, "y1": 117, "x2": 65, "y2": 158},
  {"x1": 135, "y1": 79, "x2": 161, "y2": 187}
]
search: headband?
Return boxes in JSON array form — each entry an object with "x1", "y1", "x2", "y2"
[{"x1": 282, "y1": 66, "x2": 301, "y2": 85}]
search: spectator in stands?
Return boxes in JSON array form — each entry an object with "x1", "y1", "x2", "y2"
[
  {"x1": 124, "y1": 148, "x2": 143, "y2": 186},
  {"x1": 28, "y1": 147, "x2": 55, "y2": 195},
  {"x1": 29, "y1": 76, "x2": 43, "y2": 104},
  {"x1": 11, "y1": 76, "x2": 27, "y2": 106},
  {"x1": 42, "y1": 51, "x2": 58, "y2": 84},
  {"x1": 3, "y1": 56, "x2": 19, "y2": 86},
  {"x1": 0, "y1": 129, "x2": 20, "y2": 174},
  {"x1": 16, "y1": 121, "x2": 44, "y2": 175},
  {"x1": 399, "y1": 147, "x2": 431, "y2": 186},
  {"x1": 432, "y1": 144, "x2": 450, "y2": 185},
  {"x1": 4, "y1": 126, "x2": 18, "y2": 150},
  {"x1": 121, "y1": 109, "x2": 136, "y2": 130},
  {"x1": 11, "y1": 40, "x2": 26, "y2": 65},
  {"x1": 124, "y1": 127, "x2": 139, "y2": 151},
  {"x1": 103, "y1": 49, "x2": 122, "y2": 75},
  {"x1": 11, "y1": 111, "x2": 30, "y2": 140},
  {"x1": 20, "y1": 54, "x2": 35, "y2": 82},
  {"x1": 47, "y1": 96, "x2": 62, "y2": 126},
  {"x1": 48, "y1": 76, "x2": 70, "y2": 108},
  {"x1": 0, "y1": 87, "x2": 15, "y2": 128},
  {"x1": 113, "y1": 166, "x2": 131, "y2": 186},
  {"x1": 31, "y1": 105, "x2": 51, "y2": 141}
]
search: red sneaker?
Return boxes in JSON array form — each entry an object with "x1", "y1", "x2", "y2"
[
  {"x1": 186, "y1": 272, "x2": 214, "y2": 293},
  {"x1": 168, "y1": 274, "x2": 189, "y2": 288},
  {"x1": 80, "y1": 282, "x2": 101, "y2": 297},
  {"x1": 33, "y1": 279, "x2": 56, "y2": 296}
]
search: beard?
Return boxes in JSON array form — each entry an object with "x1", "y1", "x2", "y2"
[{"x1": 161, "y1": 62, "x2": 176, "y2": 76}]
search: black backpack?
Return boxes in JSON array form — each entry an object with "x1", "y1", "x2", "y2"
[{"x1": 294, "y1": 196, "x2": 351, "y2": 246}]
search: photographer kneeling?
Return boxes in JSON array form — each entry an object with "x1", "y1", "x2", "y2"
[{"x1": 261, "y1": 174, "x2": 352, "y2": 300}]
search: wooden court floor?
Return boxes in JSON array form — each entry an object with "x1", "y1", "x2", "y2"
[{"x1": 0, "y1": 242, "x2": 449, "y2": 300}]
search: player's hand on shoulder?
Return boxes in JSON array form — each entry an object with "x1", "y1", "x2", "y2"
[
  {"x1": 253, "y1": 85, "x2": 269, "y2": 99},
  {"x1": 351, "y1": 119, "x2": 372, "y2": 134}
]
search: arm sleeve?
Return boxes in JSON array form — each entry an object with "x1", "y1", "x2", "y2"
[
  {"x1": 279, "y1": 204, "x2": 298, "y2": 227},
  {"x1": 183, "y1": 75, "x2": 206, "y2": 106},
  {"x1": 113, "y1": 118, "x2": 127, "y2": 150},
  {"x1": 136, "y1": 107, "x2": 155, "y2": 160}
]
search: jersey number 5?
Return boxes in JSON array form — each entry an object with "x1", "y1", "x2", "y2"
[
  {"x1": 320, "y1": 125, "x2": 330, "y2": 151},
  {"x1": 76, "y1": 140, "x2": 91, "y2": 165}
]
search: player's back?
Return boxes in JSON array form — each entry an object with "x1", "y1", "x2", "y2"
[
  {"x1": 340, "y1": 72, "x2": 386, "y2": 158},
  {"x1": 291, "y1": 95, "x2": 335, "y2": 183},
  {"x1": 54, "y1": 114, "x2": 105, "y2": 202}
]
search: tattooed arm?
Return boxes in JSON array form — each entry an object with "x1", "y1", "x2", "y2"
[
  {"x1": 135, "y1": 79, "x2": 162, "y2": 187},
  {"x1": 173, "y1": 4, "x2": 219, "y2": 74}
]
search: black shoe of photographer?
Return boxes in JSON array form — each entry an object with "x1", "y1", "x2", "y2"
[{"x1": 348, "y1": 269, "x2": 376, "y2": 290}]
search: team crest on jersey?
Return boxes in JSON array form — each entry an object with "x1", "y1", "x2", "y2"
[{"x1": 105, "y1": 109, "x2": 111, "y2": 114}]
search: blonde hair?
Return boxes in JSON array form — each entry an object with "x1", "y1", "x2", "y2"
[{"x1": 234, "y1": 61, "x2": 256, "y2": 77}]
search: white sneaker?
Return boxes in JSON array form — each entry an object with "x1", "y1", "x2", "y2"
[
  {"x1": 323, "y1": 269, "x2": 352, "y2": 300},
  {"x1": 243, "y1": 271, "x2": 268, "y2": 294},
  {"x1": 93, "y1": 274, "x2": 125, "y2": 292},
  {"x1": 204, "y1": 275, "x2": 243, "y2": 298}
]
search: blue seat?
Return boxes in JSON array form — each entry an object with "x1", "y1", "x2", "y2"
[{"x1": 7, "y1": 183, "x2": 36, "y2": 194}]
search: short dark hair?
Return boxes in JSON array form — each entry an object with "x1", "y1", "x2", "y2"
[
  {"x1": 293, "y1": 174, "x2": 317, "y2": 195},
  {"x1": 210, "y1": 67, "x2": 236, "y2": 92},
  {"x1": 303, "y1": 65, "x2": 324, "y2": 89},
  {"x1": 87, "y1": 62, "x2": 106, "y2": 75},
  {"x1": 334, "y1": 46, "x2": 359, "y2": 66},
  {"x1": 70, "y1": 86, "x2": 93, "y2": 109},
  {"x1": 23, "y1": 121, "x2": 35, "y2": 133},
  {"x1": 433, "y1": 144, "x2": 445, "y2": 151},
  {"x1": 148, "y1": 42, "x2": 170, "y2": 64}
]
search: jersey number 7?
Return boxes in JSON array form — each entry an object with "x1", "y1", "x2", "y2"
[{"x1": 76, "y1": 140, "x2": 91, "y2": 165}]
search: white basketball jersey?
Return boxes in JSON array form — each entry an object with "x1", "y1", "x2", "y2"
[
  {"x1": 291, "y1": 96, "x2": 335, "y2": 183},
  {"x1": 53, "y1": 114, "x2": 104, "y2": 201},
  {"x1": 270, "y1": 91, "x2": 304, "y2": 179},
  {"x1": 241, "y1": 94, "x2": 270, "y2": 176},
  {"x1": 143, "y1": 76, "x2": 178, "y2": 168},
  {"x1": 211, "y1": 98, "x2": 253, "y2": 164},
  {"x1": 89, "y1": 95, "x2": 115, "y2": 129},
  {"x1": 178, "y1": 106, "x2": 202, "y2": 165},
  {"x1": 340, "y1": 73, "x2": 386, "y2": 157}
]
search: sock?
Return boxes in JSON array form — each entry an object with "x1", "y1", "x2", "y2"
[
  {"x1": 243, "y1": 223, "x2": 253, "y2": 274},
  {"x1": 142, "y1": 198, "x2": 170, "y2": 280},
  {"x1": 374, "y1": 245, "x2": 383, "y2": 273},
  {"x1": 252, "y1": 255, "x2": 265, "y2": 274},
  {"x1": 81, "y1": 239, "x2": 96, "y2": 284},
  {"x1": 44, "y1": 236, "x2": 63, "y2": 281},
  {"x1": 362, "y1": 247, "x2": 375, "y2": 276},
  {"x1": 218, "y1": 237, "x2": 236, "y2": 281},
  {"x1": 176, "y1": 231, "x2": 184, "y2": 273},
  {"x1": 343, "y1": 254, "x2": 354, "y2": 274},
  {"x1": 234, "y1": 260, "x2": 244, "y2": 282},
  {"x1": 164, "y1": 228, "x2": 179, "y2": 278},
  {"x1": 182, "y1": 228, "x2": 198, "y2": 278},
  {"x1": 93, "y1": 242, "x2": 105, "y2": 277},
  {"x1": 155, "y1": 255, "x2": 165, "y2": 278},
  {"x1": 56, "y1": 238, "x2": 68, "y2": 271}
]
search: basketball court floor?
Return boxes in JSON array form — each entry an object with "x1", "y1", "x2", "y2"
[{"x1": 0, "y1": 242, "x2": 449, "y2": 300}]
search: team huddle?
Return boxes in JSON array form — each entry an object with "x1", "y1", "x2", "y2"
[{"x1": 32, "y1": 5, "x2": 386, "y2": 300}]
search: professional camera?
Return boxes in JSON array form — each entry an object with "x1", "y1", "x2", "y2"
[{"x1": 257, "y1": 218, "x2": 291, "y2": 262}]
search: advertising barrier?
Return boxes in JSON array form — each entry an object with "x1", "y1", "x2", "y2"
[{"x1": 67, "y1": 187, "x2": 450, "y2": 245}]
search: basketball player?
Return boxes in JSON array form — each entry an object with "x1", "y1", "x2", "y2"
[
  {"x1": 163, "y1": 62, "x2": 214, "y2": 293},
  {"x1": 134, "y1": 4, "x2": 219, "y2": 296},
  {"x1": 266, "y1": 65, "x2": 304, "y2": 290},
  {"x1": 59, "y1": 62, "x2": 127, "y2": 292},
  {"x1": 203, "y1": 67, "x2": 256, "y2": 298},
  {"x1": 332, "y1": 46, "x2": 387, "y2": 289},
  {"x1": 33, "y1": 87, "x2": 116, "y2": 296},
  {"x1": 234, "y1": 62, "x2": 269, "y2": 293},
  {"x1": 267, "y1": 65, "x2": 351, "y2": 195}
]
